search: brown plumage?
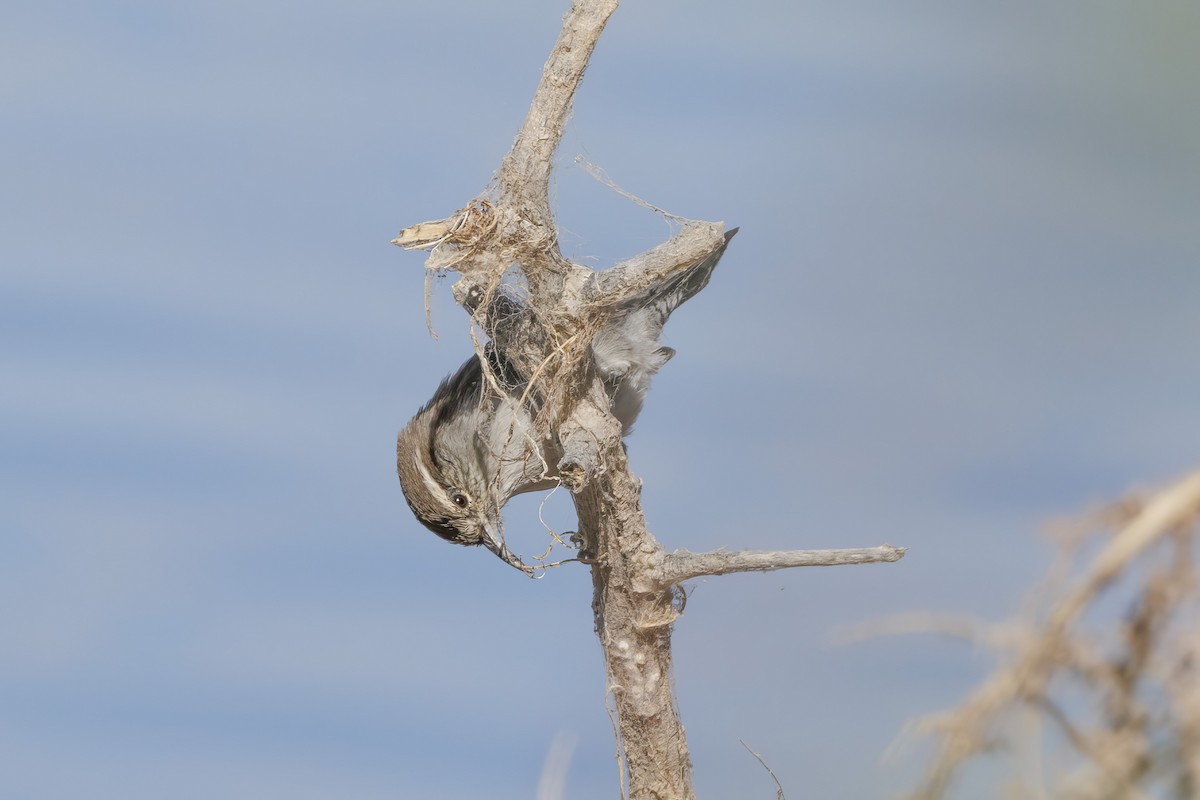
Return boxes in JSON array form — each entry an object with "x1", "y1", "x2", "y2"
[{"x1": 396, "y1": 229, "x2": 737, "y2": 572}]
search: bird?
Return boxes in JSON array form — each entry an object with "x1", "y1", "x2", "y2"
[{"x1": 396, "y1": 229, "x2": 737, "y2": 571}]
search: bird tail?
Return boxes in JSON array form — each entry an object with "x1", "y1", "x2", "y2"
[{"x1": 642, "y1": 227, "x2": 738, "y2": 325}]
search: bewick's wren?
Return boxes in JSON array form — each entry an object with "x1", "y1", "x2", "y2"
[{"x1": 397, "y1": 229, "x2": 737, "y2": 571}]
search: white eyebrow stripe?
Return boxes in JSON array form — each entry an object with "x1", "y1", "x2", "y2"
[{"x1": 415, "y1": 456, "x2": 449, "y2": 503}]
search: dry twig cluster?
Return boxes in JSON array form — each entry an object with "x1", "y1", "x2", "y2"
[{"x1": 894, "y1": 470, "x2": 1200, "y2": 799}]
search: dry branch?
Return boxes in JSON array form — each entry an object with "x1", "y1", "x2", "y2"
[
  {"x1": 649, "y1": 545, "x2": 907, "y2": 589},
  {"x1": 583, "y1": 222, "x2": 726, "y2": 308},
  {"x1": 498, "y1": 0, "x2": 619, "y2": 240},
  {"x1": 893, "y1": 469, "x2": 1200, "y2": 799},
  {"x1": 393, "y1": 1, "x2": 907, "y2": 797}
]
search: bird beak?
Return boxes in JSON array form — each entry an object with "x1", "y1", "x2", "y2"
[{"x1": 481, "y1": 523, "x2": 535, "y2": 575}]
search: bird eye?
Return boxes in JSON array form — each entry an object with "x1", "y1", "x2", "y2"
[{"x1": 451, "y1": 492, "x2": 469, "y2": 508}]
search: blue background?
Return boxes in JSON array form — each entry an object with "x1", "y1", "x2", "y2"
[{"x1": 4, "y1": 1, "x2": 1198, "y2": 797}]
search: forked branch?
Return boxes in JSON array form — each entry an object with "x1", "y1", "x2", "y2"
[{"x1": 393, "y1": 2, "x2": 907, "y2": 798}]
